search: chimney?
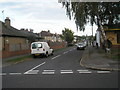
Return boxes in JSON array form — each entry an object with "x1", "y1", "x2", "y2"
[
  {"x1": 5, "y1": 17, "x2": 11, "y2": 27},
  {"x1": 30, "y1": 29, "x2": 33, "y2": 33}
]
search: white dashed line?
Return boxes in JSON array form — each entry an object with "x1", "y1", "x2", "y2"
[
  {"x1": 61, "y1": 70, "x2": 73, "y2": 74},
  {"x1": 42, "y1": 72, "x2": 55, "y2": 74},
  {"x1": 61, "y1": 70, "x2": 72, "y2": 72},
  {"x1": 79, "y1": 71, "x2": 92, "y2": 74},
  {"x1": 61, "y1": 72, "x2": 73, "y2": 74},
  {"x1": 52, "y1": 55, "x2": 61, "y2": 60},
  {"x1": 9, "y1": 73, "x2": 22, "y2": 75},
  {"x1": 63, "y1": 51, "x2": 69, "y2": 54},
  {"x1": 0, "y1": 73, "x2": 7, "y2": 76},
  {"x1": 97, "y1": 71, "x2": 111, "y2": 74},
  {"x1": 24, "y1": 62, "x2": 45, "y2": 74},
  {"x1": 77, "y1": 70, "x2": 89, "y2": 72},
  {"x1": 43, "y1": 70, "x2": 55, "y2": 72}
]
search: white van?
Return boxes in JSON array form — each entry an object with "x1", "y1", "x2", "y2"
[{"x1": 31, "y1": 42, "x2": 54, "y2": 58}]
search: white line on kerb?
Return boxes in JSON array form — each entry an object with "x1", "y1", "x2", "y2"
[
  {"x1": 24, "y1": 62, "x2": 45, "y2": 74},
  {"x1": 97, "y1": 71, "x2": 111, "y2": 73},
  {"x1": 52, "y1": 55, "x2": 61, "y2": 60}
]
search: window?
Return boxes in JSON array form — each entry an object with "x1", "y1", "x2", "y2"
[
  {"x1": 32, "y1": 43, "x2": 37, "y2": 49},
  {"x1": 32, "y1": 43, "x2": 42, "y2": 49}
]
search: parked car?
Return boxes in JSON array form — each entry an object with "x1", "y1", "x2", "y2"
[
  {"x1": 77, "y1": 43, "x2": 86, "y2": 50},
  {"x1": 31, "y1": 42, "x2": 54, "y2": 58}
]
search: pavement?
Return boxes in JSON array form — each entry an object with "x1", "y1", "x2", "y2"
[{"x1": 80, "y1": 45, "x2": 120, "y2": 71}]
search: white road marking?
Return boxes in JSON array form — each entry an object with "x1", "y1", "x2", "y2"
[
  {"x1": 24, "y1": 62, "x2": 45, "y2": 74},
  {"x1": 43, "y1": 70, "x2": 55, "y2": 72},
  {"x1": 42, "y1": 72, "x2": 55, "y2": 74},
  {"x1": 9, "y1": 73, "x2": 22, "y2": 75},
  {"x1": 52, "y1": 55, "x2": 61, "y2": 60},
  {"x1": 77, "y1": 70, "x2": 89, "y2": 72},
  {"x1": 69, "y1": 50, "x2": 73, "y2": 52},
  {"x1": 61, "y1": 72, "x2": 73, "y2": 74},
  {"x1": 97, "y1": 71, "x2": 111, "y2": 73},
  {"x1": 61, "y1": 70, "x2": 73, "y2": 74},
  {"x1": 61, "y1": 70, "x2": 72, "y2": 72},
  {"x1": 63, "y1": 51, "x2": 68, "y2": 54},
  {"x1": 0, "y1": 73, "x2": 7, "y2": 76},
  {"x1": 24, "y1": 70, "x2": 39, "y2": 75},
  {"x1": 79, "y1": 71, "x2": 92, "y2": 73}
]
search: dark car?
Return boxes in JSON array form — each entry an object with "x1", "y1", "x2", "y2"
[{"x1": 77, "y1": 43, "x2": 86, "y2": 50}]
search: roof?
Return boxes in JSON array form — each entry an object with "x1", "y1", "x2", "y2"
[
  {"x1": 40, "y1": 31, "x2": 53, "y2": 37},
  {"x1": 0, "y1": 21, "x2": 40, "y2": 39}
]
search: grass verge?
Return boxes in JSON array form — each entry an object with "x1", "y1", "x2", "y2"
[
  {"x1": 6, "y1": 55, "x2": 32, "y2": 63},
  {"x1": 97, "y1": 48, "x2": 120, "y2": 61}
]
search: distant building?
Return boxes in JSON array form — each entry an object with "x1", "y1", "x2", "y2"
[{"x1": 39, "y1": 31, "x2": 62, "y2": 42}]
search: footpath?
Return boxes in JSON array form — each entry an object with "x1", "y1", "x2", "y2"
[{"x1": 80, "y1": 46, "x2": 120, "y2": 71}]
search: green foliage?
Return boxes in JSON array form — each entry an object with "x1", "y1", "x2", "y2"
[
  {"x1": 61, "y1": 2, "x2": 120, "y2": 31},
  {"x1": 62, "y1": 28, "x2": 74, "y2": 43}
]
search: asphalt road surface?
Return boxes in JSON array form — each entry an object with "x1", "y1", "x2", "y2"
[{"x1": 1, "y1": 46, "x2": 119, "y2": 88}]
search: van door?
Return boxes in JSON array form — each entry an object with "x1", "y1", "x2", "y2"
[{"x1": 31, "y1": 43, "x2": 43, "y2": 54}]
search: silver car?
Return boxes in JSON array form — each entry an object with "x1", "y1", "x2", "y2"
[{"x1": 77, "y1": 43, "x2": 86, "y2": 50}]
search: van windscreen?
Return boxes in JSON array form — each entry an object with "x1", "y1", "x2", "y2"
[{"x1": 32, "y1": 43, "x2": 42, "y2": 49}]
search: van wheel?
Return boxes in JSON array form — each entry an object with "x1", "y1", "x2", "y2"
[
  {"x1": 45, "y1": 52, "x2": 49, "y2": 57},
  {"x1": 33, "y1": 54, "x2": 36, "y2": 58},
  {"x1": 51, "y1": 51, "x2": 54, "y2": 55}
]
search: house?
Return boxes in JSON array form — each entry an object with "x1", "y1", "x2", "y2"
[
  {"x1": 103, "y1": 23, "x2": 120, "y2": 48},
  {"x1": 39, "y1": 30, "x2": 62, "y2": 42},
  {"x1": 96, "y1": 23, "x2": 120, "y2": 48},
  {"x1": 39, "y1": 30, "x2": 66, "y2": 50},
  {"x1": 0, "y1": 17, "x2": 40, "y2": 58},
  {"x1": 39, "y1": 30, "x2": 53, "y2": 42}
]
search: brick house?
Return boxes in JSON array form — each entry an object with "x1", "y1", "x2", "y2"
[
  {"x1": 0, "y1": 17, "x2": 40, "y2": 58},
  {"x1": 103, "y1": 23, "x2": 120, "y2": 48},
  {"x1": 96, "y1": 23, "x2": 120, "y2": 48}
]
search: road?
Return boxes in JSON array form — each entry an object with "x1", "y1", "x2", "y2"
[{"x1": 2, "y1": 46, "x2": 119, "y2": 88}]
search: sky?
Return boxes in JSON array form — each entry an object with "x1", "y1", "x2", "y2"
[{"x1": 0, "y1": 0, "x2": 97, "y2": 36}]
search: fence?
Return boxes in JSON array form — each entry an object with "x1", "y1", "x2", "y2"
[
  {"x1": 48, "y1": 41, "x2": 67, "y2": 50},
  {"x1": 9, "y1": 43, "x2": 29, "y2": 51},
  {"x1": 1, "y1": 42, "x2": 67, "y2": 58},
  {"x1": 2, "y1": 43, "x2": 30, "y2": 58}
]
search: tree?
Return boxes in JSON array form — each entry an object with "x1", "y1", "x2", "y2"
[
  {"x1": 61, "y1": 2, "x2": 120, "y2": 31},
  {"x1": 62, "y1": 28, "x2": 74, "y2": 43}
]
